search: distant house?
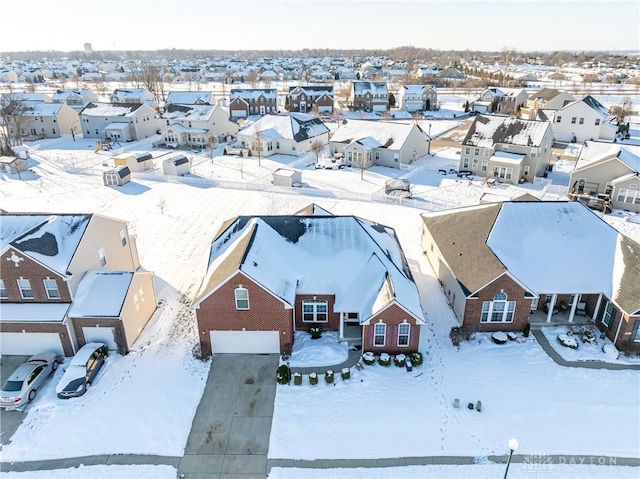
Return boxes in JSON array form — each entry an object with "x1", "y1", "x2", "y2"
[
  {"x1": 550, "y1": 96, "x2": 617, "y2": 143},
  {"x1": 3, "y1": 92, "x2": 52, "y2": 103},
  {"x1": 103, "y1": 166, "x2": 131, "y2": 186},
  {"x1": 397, "y1": 85, "x2": 437, "y2": 112},
  {"x1": 192, "y1": 209, "x2": 425, "y2": 355},
  {"x1": 569, "y1": 141, "x2": 640, "y2": 213},
  {"x1": 162, "y1": 155, "x2": 190, "y2": 176},
  {"x1": 520, "y1": 88, "x2": 576, "y2": 120},
  {"x1": 288, "y1": 85, "x2": 334, "y2": 114},
  {"x1": 165, "y1": 91, "x2": 215, "y2": 106},
  {"x1": 460, "y1": 115, "x2": 553, "y2": 183},
  {"x1": 421, "y1": 201, "x2": 640, "y2": 353},
  {"x1": 51, "y1": 89, "x2": 99, "y2": 112},
  {"x1": 160, "y1": 103, "x2": 239, "y2": 148},
  {"x1": 472, "y1": 87, "x2": 528, "y2": 115},
  {"x1": 8, "y1": 101, "x2": 77, "y2": 140},
  {"x1": 437, "y1": 66, "x2": 466, "y2": 82},
  {"x1": 79, "y1": 102, "x2": 162, "y2": 141},
  {"x1": 329, "y1": 119, "x2": 430, "y2": 169},
  {"x1": 0, "y1": 213, "x2": 156, "y2": 356},
  {"x1": 349, "y1": 81, "x2": 389, "y2": 112},
  {"x1": 229, "y1": 89, "x2": 277, "y2": 119},
  {"x1": 235, "y1": 113, "x2": 329, "y2": 157},
  {"x1": 110, "y1": 88, "x2": 157, "y2": 109}
]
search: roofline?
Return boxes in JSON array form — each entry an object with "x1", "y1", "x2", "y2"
[{"x1": 360, "y1": 299, "x2": 425, "y2": 325}]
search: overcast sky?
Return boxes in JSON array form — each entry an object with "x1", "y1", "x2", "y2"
[{"x1": 3, "y1": 0, "x2": 639, "y2": 53}]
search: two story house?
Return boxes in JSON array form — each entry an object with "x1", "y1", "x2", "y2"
[
  {"x1": 79, "y1": 102, "x2": 162, "y2": 142},
  {"x1": 550, "y1": 95, "x2": 617, "y2": 143},
  {"x1": 472, "y1": 87, "x2": 528, "y2": 116},
  {"x1": 422, "y1": 200, "x2": 640, "y2": 353},
  {"x1": 329, "y1": 119, "x2": 430, "y2": 169},
  {"x1": 51, "y1": 89, "x2": 99, "y2": 112},
  {"x1": 287, "y1": 85, "x2": 334, "y2": 114},
  {"x1": 397, "y1": 85, "x2": 437, "y2": 113},
  {"x1": 110, "y1": 88, "x2": 157, "y2": 110},
  {"x1": 520, "y1": 88, "x2": 576, "y2": 120},
  {"x1": 193, "y1": 207, "x2": 425, "y2": 356},
  {"x1": 569, "y1": 141, "x2": 640, "y2": 213},
  {"x1": 460, "y1": 115, "x2": 553, "y2": 183},
  {"x1": 14, "y1": 101, "x2": 78, "y2": 140},
  {"x1": 165, "y1": 91, "x2": 215, "y2": 106},
  {"x1": 229, "y1": 89, "x2": 278, "y2": 119},
  {"x1": 349, "y1": 81, "x2": 389, "y2": 112},
  {"x1": 161, "y1": 103, "x2": 239, "y2": 148},
  {"x1": 0, "y1": 213, "x2": 157, "y2": 356}
]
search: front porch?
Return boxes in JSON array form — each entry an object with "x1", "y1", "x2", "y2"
[{"x1": 529, "y1": 309, "x2": 591, "y2": 328}]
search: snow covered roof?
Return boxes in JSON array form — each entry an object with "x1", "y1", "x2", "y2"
[
  {"x1": 163, "y1": 123, "x2": 208, "y2": 134},
  {"x1": 162, "y1": 103, "x2": 217, "y2": 122},
  {"x1": 462, "y1": 115, "x2": 551, "y2": 148},
  {"x1": 165, "y1": 91, "x2": 214, "y2": 105},
  {"x1": 111, "y1": 88, "x2": 149, "y2": 99},
  {"x1": 238, "y1": 113, "x2": 328, "y2": 143},
  {"x1": 1, "y1": 213, "x2": 91, "y2": 276},
  {"x1": 289, "y1": 85, "x2": 334, "y2": 96},
  {"x1": 574, "y1": 141, "x2": 640, "y2": 173},
  {"x1": 353, "y1": 81, "x2": 388, "y2": 95},
  {"x1": 330, "y1": 119, "x2": 428, "y2": 150},
  {"x1": 194, "y1": 215, "x2": 424, "y2": 323},
  {"x1": 68, "y1": 271, "x2": 133, "y2": 318},
  {"x1": 489, "y1": 151, "x2": 525, "y2": 165},
  {"x1": 51, "y1": 89, "x2": 92, "y2": 101},
  {"x1": 402, "y1": 84, "x2": 436, "y2": 94},
  {"x1": 80, "y1": 102, "x2": 144, "y2": 117},
  {"x1": 0, "y1": 303, "x2": 70, "y2": 322},
  {"x1": 21, "y1": 101, "x2": 65, "y2": 117},
  {"x1": 423, "y1": 201, "x2": 640, "y2": 314},
  {"x1": 230, "y1": 88, "x2": 277, "y2": 100},
  {"x1": 293, "y1": 203, "x2": 334, "y2": 216}
]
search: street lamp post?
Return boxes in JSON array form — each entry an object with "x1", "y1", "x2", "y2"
[{"x1": 504, "y1": 437, "x2": 519, "y2": 479}]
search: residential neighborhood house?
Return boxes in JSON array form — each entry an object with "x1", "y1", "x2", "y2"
[
  {"x1": 520, "y1": 88, "x2": 576, "y2": 120},
  {"x1": 349, "y1": 81, "x2": 389, "y2": 112},
  {"x1": 110, "y1": 88, "x2": 158, "y2": 110},
  {"x1": 229, "y1": 89, "x2": 278, "y2": 120},
  {"x1": 287, "y1": 85, "x2": 334, "y2": 114},
  {"x1": 397, "y1": 84, "x2": 437, "y2": 113},
  {"x1": 161, "y1": 103, "x2": 239, "y2": 148},
  {"x1": 550, "y1": 95, "x2": 617, "y2": 143},
  {"x1": 79, "y1": 102, "x2": 162, "y2": 142},
  {"x1": 471, "y1": 87, "x2": 528, "y2": 116},
  {"x1": 51, "y1": 89, "x2": 99, "y2": 112}
]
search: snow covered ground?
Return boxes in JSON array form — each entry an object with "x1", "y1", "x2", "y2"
[
  {"x1": 0, "y1": 465, "x2": 176, "y2": 479},
  {"x1": 0, "y1": 130, "x2": 638, "y2": 475}
]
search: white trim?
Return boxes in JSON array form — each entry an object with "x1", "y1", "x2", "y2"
[
  {"x1": 301, "y1": 299, "x2": 328, "y2": 323},
  {"x1": 17, "y1": 278, "x2": 34, "y2": 299},
  {"x1": 373, "y1": 322, "x2": 386, "y2": 347},
  {"x1": 397, "y1": 322, "x2": 410, "y2": 347},
  {"x1": 43, "y1": 278, "x2": 60, "y2": 299},
  {"x1": 234, "y1": 286, "x2": 250, "y2": 310}
]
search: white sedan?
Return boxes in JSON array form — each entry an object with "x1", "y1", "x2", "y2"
[{"x1": 0, "y1": 352, "x2": 60, "y2": 408}]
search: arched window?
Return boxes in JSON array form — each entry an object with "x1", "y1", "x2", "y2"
[{"x1": 481, "y1": 291, "x2": 516, "y2": 323}]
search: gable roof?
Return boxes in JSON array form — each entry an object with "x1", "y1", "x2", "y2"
[
  {"x1": 574, "y1": 141, "x2": 640, "y2": 173},
  {"x1": 293, "y1": 203, "x2": 334, "y2": 216},
  {"x1": 194, "y1": 215, "x2": 424, "y2": 323},
  {"x1": 462, "y1": 115, "x2": 551, "y2": 148},
  {"x1": 111, "y1": 88, "x2": 150, "y2": 99},
  {"x1": 21, "y1": 101, "x2": 66, "y2": 117},
  {"x1": 165, "y1": 91, "x2": 214, "y2": 105},
  {"x1": 238, "y1": 113, "x2": 328, "y2": 142},
  {"x1": 353, "y1": 81, "x2": 388, "y2": 95},
  {"x1": 80, "y1": 102, "x2": 144, "y2": 117},
  {"x1": 528, "y1": 88, "x2": 562, "y2": 102},
  {"x1": 560, "y1": 95, "x2": 609, "y2": 117},
  {"x1": 162, "y1": 103, "x2": 218, "y2": 122},
  {"x1": 0, "y1": 213, "x2": 92, "y2": 276},
  {"x1": 289, "y1": 85, "x2": 334, "y2": 96},
  {"x1": 330, "y1": 119, "x2": 429, "y2": 150},
  {"x1": 230, "y1": 88, "x2": 277, "y2": 100}
]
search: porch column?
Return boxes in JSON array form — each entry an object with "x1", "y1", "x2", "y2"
[
  {"x1": 593, "y1": 294, "x2": 603, "y2": 321},
  {"x1": 546, "y1": 293, "x2": 557, "y2": 323},
  {"x1": 568, "y1": 294, "x2": 579, "y2": 323},
  {"x1": 339, "y1": 312, "x2": 344, "y2": 340}
]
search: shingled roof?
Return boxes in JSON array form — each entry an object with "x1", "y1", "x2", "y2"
[{"x1": 462, "y1": 115, "x2": 550, "y2": 149}]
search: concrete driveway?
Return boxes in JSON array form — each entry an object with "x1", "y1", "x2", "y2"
[
  {"x1": 178, "y1": 354, "x2": 279, "y2": 479},
  {"x1": 0, "y1": 355, "x2": 31, "y2": 446}
]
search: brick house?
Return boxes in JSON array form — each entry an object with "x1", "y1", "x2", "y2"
[
  {"x1": 287, "y1": 85, "x2": 334, "y2": 114},
  {"x1": 193, "y1": 207, "x2": 425, "y2": 356},
  {"x1": 349, "y1": 81, "x2": 389, "y2": 112},
  {"x1": 229, "y1": 89, "x2": 278, "y2": 120},
  {"x1": 0, "y1": 213, "x2": 157, "y2": 356},
  {"x1": 421, "y1": 201, "x2": 640, "y2": 352}
]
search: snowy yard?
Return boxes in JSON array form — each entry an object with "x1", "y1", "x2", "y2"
[{"x1": 0, "y1": 130, "x2": 639, "y2": 474}]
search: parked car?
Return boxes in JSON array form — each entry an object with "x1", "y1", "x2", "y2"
[
  {"x1": 56, "y1": 343, "x2": 108, "y2": 399},
  {"x1": 0, "y1": 352, "x2": 59, "y2": 408}
]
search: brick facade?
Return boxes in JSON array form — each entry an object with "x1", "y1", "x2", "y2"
[
  {"x1": 1, "y1": 248, "x2": 71, "y2": 302},
  {"x1": 363, "y1": 303, "x2": 420, "y2": 354},
  {"x1": 294, "y1": 294, "x2": 340, "y2": 332},
  {"x1": 196, "y1": 272, "x2": 293, "y2": 357},
  {"x1": 0, "y1": 321, "x2": 74, "y2": 356},
  {"x1": 463, "y1": 274, "x2": 530, "y2": 332},
  {"x1": 69, "y1": 317, "x2": 128, "y2": 355}
]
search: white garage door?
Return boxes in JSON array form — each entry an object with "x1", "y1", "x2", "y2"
[
  {"x1": 210, "y1": 330, "x2": 280, "y2": 354},
  {"x1": 0, "y1": 332, "x2": 64, "y2": 356},
  {"x1": 83, "y1": 327, "x2": 118, "y2": 351}
]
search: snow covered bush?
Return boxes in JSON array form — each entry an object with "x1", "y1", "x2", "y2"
[
  {"x1": 450, "y1": 326, "x2": 472, "y2": 346},
  {"x1": 603, "y1": 343, "x2": 619, "y2": 360},
  {"x1": 557, "y1": 333, "x2": 578, "y2": 349},
  {"x1": 293, "y1": 372, "x2": 302, "y2": 385},
  {"x1": 309, "y1": 326, "x2": 323, "y2": 339},
  {"x1": 362, "y1": 351, "x2": 375, "y2": 365},
  {"x1": 491, "y1": 332, "x2": 508, "y2": 344},
  {"x1": 393, "y1": 354, "x2": 406, "y2": 367},
  {"x1": 410, "y1": 352, "x2": 424, "y2": 366},
  {"x1": 341, "y1": 367, "x2": 350, "y2": 380},
  {"x1": 309, "y1": 372, "x2": 318, "y2": 385},
  {"x1": 276, "y1": 364, "x2": 291, "y2": 385},
  {"x1": 378, "y1": 353, "x2": 391, "y2": 367},
  {"x1": 325, "y1": 370, "x2": 334, "y2": 384},
  {"x1": 507, "y1": 332, "x2": 518, "y2": 341}
]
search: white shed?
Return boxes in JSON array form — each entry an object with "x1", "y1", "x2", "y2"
[
  {"x1": 273, "y1": 168, "x2": 302, "y2": 187},
  {"x1": 113, "y1": 152, "x2": 154, "y2": 172},
  {"x1": 162, "y1": 155, "x2": 190, "y2": 176},
  {"x1": 103, "y1": 166, "x2": 131, "y2": 186}
]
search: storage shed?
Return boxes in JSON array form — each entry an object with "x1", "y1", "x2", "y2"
[
  {"x1": 273, "y1": 168, "x2": 302, "y2": 187},
  {"x1": 113, "y1": 152, "x2": 154, "y2": 172},
  {"x1": 103, "y1": 166, "x2": 131, "y2": 186},
  {"x1": 162, "y1": 155, "x2": 190, "y2": 176}
]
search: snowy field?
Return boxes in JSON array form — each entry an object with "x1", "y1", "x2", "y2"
[
  {"x1": 0, "y1": 465, "x2": 176, "y2": 479},
  {"x1": 0, "y1": 127, "x2": 638, "y2": 474}
]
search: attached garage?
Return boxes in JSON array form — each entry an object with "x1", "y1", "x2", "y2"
[
  {"x1": 210, "y1": 330, "x2": 280, "y2": 354},
  {"x1": 82, "y1": 327, "x2": 118, "y2": 351},
  {"x1": 0, "y1": 332, "x2": 64, "y2": 356}
]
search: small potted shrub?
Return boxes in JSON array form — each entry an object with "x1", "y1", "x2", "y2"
[
  {"x1": 410, "y1": 352, "x2": 424, "y2": 366},
  {"x1": 393, "y1": 354, "x2": 406, "y2": 367},
  {"x1": 293, "y1": 372, "x2": 302, "y2": 385},
  {"x1": 491, "y1": 331, "x2": 508, "y2": 345},
  {"x1": 378, "y1": 352, "x2": 391, "y2": 367},
  {"x1": 341, "y1": 367, "x2": 350, "y2": 380},
  {"x1": 362, "y1": 351, "x2": 375, "y2": 365},
  {"x1": 276, "y1": 364, "x2": 291, "y2": 385},
  {"x1": 309, "y1": 372, "x2": 318, "y2": 385},
  {"x1": 309, "y1": 326, "x2": 322, "y2": 339},
  {"x1": 325, "y1": 370, "x2": 334, "y2": 384}
]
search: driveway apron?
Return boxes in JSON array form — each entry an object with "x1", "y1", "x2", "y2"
[{"x1": 178, "y1": 354, "x2": 278, "y2": 479}]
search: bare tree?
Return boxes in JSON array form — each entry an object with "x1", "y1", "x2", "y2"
[
  {"x1": 127, "y1": 61, "x2": 166, "y2": 102},
  {"x1": 0, "y1": 89, "x2": 32, "y2": 155},
  {"x1": 247, "y1": 70, "x2": 259, "y2": 88},
  {"x1": 309, "y1": 139, "x2": 324, "y2": 163},
  {"x1": 206, "y1": 135, "x2": 217, "y2": 161},
  {"x1": 610, "y1": 98, "x2": 636, "y2": 124},
  {"x1": 250, "y1": 134, "x2": 264, "y2": 167},
  {"x1": 157, "y1": 197, "x2": 167, "y2": 214},
  {"x1": 356, "y1": 152, "x2": 368, "y2": 180}
]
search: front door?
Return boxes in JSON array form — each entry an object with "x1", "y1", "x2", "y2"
[{"x1": 259, "y1": 105, "x2": 266, "y2": 115}]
